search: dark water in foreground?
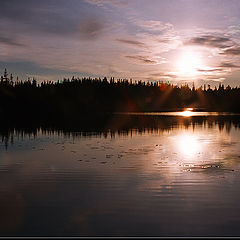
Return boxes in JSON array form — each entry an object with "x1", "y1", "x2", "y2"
[{"x1": 1, "y1": 112, "x2": 240, "y2": 236}]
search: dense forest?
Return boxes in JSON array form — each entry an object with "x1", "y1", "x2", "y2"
[{"x1": 0, "y1": 69, "x2": 240, "y2": 120}]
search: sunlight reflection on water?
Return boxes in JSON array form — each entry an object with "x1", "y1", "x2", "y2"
[
  {"x1": 176, "y1": 133, "x2": 202, "y2": 158},
  {"x1": 119, "y1": 110, "x2": 239, "y2": 117},
  {"x1": 178, "y1": 110, "x2": 193, "y2": 117},
  {"x1": 0, "y1": 115, "x2": 240, "y2": 236}
]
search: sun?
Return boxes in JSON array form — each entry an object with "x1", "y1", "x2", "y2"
[{"x1": 176, "y1": 49, "x2": 204, "y2": 77}]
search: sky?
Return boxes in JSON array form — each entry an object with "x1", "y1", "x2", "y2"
[{"x1": 1, "y1": 0, "x2": 240, "y2": 87}]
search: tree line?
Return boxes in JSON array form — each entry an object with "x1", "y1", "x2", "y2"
[{"x1": 1, "y1": 69, "x2": 240, "y2": 119}]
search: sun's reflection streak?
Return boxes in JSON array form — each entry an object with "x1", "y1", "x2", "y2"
[
  {"x1": 179, "y1": 110, "x2": 193, "y2": 117},
  {"x1": 177, "y1": 108, "x2": 194, "y2": 117}
]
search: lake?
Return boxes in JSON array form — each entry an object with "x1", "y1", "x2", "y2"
[{"x1": 1, "y1": 112, "x2": 240, "y2": 236}]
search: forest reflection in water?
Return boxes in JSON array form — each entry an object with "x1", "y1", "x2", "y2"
[
  {"x1": 0, "y1": 113, "x2": 240, "y2": 236},
  {"x1": 1, "y1": 113, "x2": 240, "y2": 148}
]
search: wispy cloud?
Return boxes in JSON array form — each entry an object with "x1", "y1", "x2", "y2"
[
  {"x1": 78, "y1": 18, "x2": 106, "y2": 40},
  {"x1": 128, "y1": 19, "x2": 181, "y2": 54},
  {"x1": 84, "y1": 0, "x2": 128, "y2": 8},
  {"x1": 221, "y1": 46, "x2": 240, "y2": 55},
  {"x1": 0, "y1": 0, "x2": 108, "y2": 40},
  {"x1": 116, "y1": 38, "x2": 146, "y2": 48},
  {"x1": 185, "y1": 35, "x2": 233, "y2": 49},
  {"x1": 134, "y1": 20, "x2": 174, "y2": 32},
  {"x1": 0, "y1": 35, "x2": 25, "y2": 47},
  {"x1": 197, "y1": 68, "x2": 223, "y2": 73},
  {"x1": 205, "y1": 77, "x2": 226, "y2": 82},
  {"x1": 125, "y1": 55, "x2": 157, "y2": 64},
  {"x1": 218, "y1": 62, "x2": 240, "y2": 68},
  {"x1": 149, "y1": 72, "x2": 177, "y2": 79}
]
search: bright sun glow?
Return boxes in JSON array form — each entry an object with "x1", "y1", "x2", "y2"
[{"x1": 177, "y1": 50, "x2": 204, "y2": 77}]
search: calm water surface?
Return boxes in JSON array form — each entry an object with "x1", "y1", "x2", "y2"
[{"x1": 1, "y1": 112, "x2": 240, "y2": 236}]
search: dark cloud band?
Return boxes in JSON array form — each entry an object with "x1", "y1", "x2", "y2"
[{"x1": 186, "y1": 35, "x2": 232, "y2": 49}]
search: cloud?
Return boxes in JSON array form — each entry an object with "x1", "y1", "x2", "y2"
[
  {"x1": 227, "y1": 25, "x2": 240, "y2": 36},
  {"x1": 0, "y1": 0, "x2": 107, "y2": 40},
  {"x1": 197, "y1": 68, "x2": 223, "y2": 73},
  {"x1": 84, "y1": 0, "x2": 106, "y2": 6},
  {"x1": 205, "y1": 77, "x2": 226, "y2": 82},
  {"x1": 84, "y1": 0, "x2": 128, "y2": 7},
  {"x1": 149, "y1": 72, "x2": 177, "y2": 78},
  {"x1": 134, "y1": 20, "x2": 174, "y2": 32},
  {"x1": 128, "y1": 19, "x2": 181, "y2": 54},
  {"x1": 218, "y1": 62, "x2": 240, "y2": 68},
  {"x1": 0, "y1": 35, "x2": 25, "y2": 47},
  {"x1": 196, "y1": 67, "x2": 232, "y2": 78},
  {"x1": 186, "y1": 35, "x2": 233, "y2": 49},
  {"x1": 221, "y1": 46, "x2": 240, "y2": 55},
  {"x1": 78, "y1": 18, "x2": 106, "y2": 40},
  {"x1": 125, "y1": 55, "x2": 157, "y2": 64},
  {"x1": 116, "y1": 39, "x2": 146, "y2": 48}
]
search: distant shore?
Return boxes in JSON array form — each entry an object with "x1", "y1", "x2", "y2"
[{"x1": 1, "y1": 73, "x2": 240, "y2": 118}]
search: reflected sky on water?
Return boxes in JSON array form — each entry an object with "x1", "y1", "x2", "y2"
[{"x1": 0, "y1": 113, "x2": 240, "y2": 236}]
